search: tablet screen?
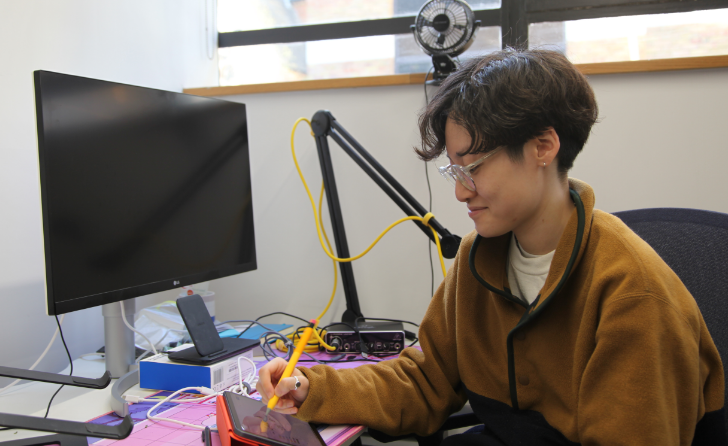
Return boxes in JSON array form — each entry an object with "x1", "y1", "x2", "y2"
[{"x1": 223, "y1": 392, "x2": 326, "y2": 446}]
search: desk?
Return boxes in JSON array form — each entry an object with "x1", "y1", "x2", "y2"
[{"x1": 0, "y1": 356, "x2": 364, "y2": 446}]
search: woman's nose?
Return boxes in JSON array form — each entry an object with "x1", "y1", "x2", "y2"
[{"x1": 454, "y1": 179, "x2": 475, "y2": 202}]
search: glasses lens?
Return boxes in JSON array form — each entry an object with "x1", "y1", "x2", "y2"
[
  {"x1": 439, "y1": 168, "x2": 458, "y2": 187},
  {"x1": 452, "y1": 167, "x2": 475, "y2": 191},
  {"x1": 438, "y1": 165, "x2": 475, "y2": 191}
]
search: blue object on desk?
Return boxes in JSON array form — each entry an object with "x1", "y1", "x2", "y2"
[
  {"x1": 231, "y1": 324, "x2": 292, "y2": 339},
  {"x1": 219, "y1": 329, "x2": 242, "y2": 338},
  {"x1": 179, "y1": 324, "x2": 293, "y2": 343}
]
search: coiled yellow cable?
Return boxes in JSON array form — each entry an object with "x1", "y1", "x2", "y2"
[{"x1": 291, "y1": 117, "x2": 447, "y2": 277}]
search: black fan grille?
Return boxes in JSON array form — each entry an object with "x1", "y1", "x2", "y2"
[{"x1": 415, "y1": 0, "x2": 473, "y2": 55}]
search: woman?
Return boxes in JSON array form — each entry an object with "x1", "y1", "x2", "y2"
[{"x1": 258, "y1": 48, "x2": 725, "y2": 445}]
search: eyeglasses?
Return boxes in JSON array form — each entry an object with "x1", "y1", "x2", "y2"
[{"x1": 437, "y1": 147, "x2": 503, "y2": 192}]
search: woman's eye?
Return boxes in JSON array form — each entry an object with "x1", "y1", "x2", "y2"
[{"x1": 469, "y1": 165, "x2": 480, "y2": 174}]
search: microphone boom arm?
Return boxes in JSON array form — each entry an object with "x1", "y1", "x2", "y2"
[{"x1": 310, "y1": 110, "x2": 461, "y2": 324}]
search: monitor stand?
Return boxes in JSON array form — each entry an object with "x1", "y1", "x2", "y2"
[
  {"x1": 101, "y1": 300, "x2": 136, "y2": 379},
  {"x1": 102, "y1": 300, "x2": 139, "y2": 417}
]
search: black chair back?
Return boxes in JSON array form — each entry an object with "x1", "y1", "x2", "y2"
[{"x1": 613, "y1": 207, "x2": 728, "y2": 426}]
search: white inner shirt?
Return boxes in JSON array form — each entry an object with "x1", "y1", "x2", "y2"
[{"x1": 507, "y1": 233, "x2": 555, "y2": 305}]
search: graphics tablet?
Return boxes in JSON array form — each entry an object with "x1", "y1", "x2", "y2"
[{"x1": 222, "y1": 391, "x2": 326, "y2": 446}]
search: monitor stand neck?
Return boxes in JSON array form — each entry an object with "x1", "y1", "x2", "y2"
[{"x1": 101, "y1": 300, "x2": 136, "y2": 378}]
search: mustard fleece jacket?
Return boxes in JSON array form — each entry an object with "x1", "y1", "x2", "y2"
[{"x1": 297, "y1": 179, "x2": 726, "y2": 445}]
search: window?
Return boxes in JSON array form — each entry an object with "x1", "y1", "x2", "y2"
[
  {"x1": 530, "y1": 8, "x2": 728, "y2": 64},
  {"x1": 219, "y1": 30, "x2": 503, "y2": 86},
  {"x1": 217, "y1": 0, "x2": 728, "y2": 87},
  {"x1": 218, "y1": 0, "x2": 500, "y2": 86}
]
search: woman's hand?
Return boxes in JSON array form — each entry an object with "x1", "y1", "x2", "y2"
[{"x1": 257, "y1": 357, "x2": 310, "y2": 415}]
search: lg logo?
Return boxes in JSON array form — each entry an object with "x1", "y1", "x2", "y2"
[{"x1": 173, "y1": 280, "x2": 180, "y2": 286}]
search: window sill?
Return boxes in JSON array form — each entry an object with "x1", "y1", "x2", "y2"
[{"x1": 184, "y1": 55, "x2": 728, "y2": 97}]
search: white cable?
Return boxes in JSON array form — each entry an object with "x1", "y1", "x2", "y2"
[
  {"x1": 236, "y1": 355, "x2": 257, "y2": 395},
  {"x1": 127, "y1": 356, "x2": 259, "y2": 429},
  {"x1": 135, "y1": 327, "x2": 191, "y2": 364},
  {"x1": 0, "y1": 314, "x2": 65, "y2": 394},
  {"x1": 146, "y1": 387, "x2": 218, "y2": 430},
  {"x1": 126, "y1": 393, "x2": 216, "y2": 404},
  {"x1": 135, "y1": 329, "x2": 173, "y2": 364},
  {"x1": 136, "y1": 350, "x2": 151, "y2": 363},
  {"x1": 120, "y1": 301, "x2": 158, "y2": 355}
]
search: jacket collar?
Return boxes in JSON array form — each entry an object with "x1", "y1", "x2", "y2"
[{"x1": 468, "y1": 178, "x2": 594, "y2": 311}]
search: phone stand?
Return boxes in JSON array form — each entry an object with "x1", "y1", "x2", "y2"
[{"x1": 167, "y1": 294, "x2": 257, "y2": 365}]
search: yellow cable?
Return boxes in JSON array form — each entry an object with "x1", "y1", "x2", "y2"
[
  {"x1": 316, "y1": 182, "x2": 338, "y2": 324},
  {"x1": 308, "y1": 182, "x2": 339, "y2": 351},
  {"x1": 276, "y1": 134, "x2": 341, "y2": 354},
  {"x1": 275, "y1": 326, "x2": 328, "y2": 353},
  {"x1": 276, "y1": 118, "x2": 449, "y2": 355},
  {"x1": 274, "y1": 183, "x2": 339, "y2": 353},
  {"x1": 291, "y1": 117, "x2": 448, "y2": 278}
]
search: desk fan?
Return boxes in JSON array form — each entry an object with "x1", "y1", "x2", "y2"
[{"x1": 411, "y1": 0, "x2": 480, "y2": 82}]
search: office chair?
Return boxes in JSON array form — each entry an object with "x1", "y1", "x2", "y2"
[
  {"x1": 369, "y1": 207, "x2": 728, "y2": 445},
  {"x1": 613, "y1": 207, "x2": 728, "y2": 430}
]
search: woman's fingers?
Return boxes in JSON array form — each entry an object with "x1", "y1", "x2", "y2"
[
  {"x1": 257, "y1": 357, "x2": 288, "y2": 404},
  {"x1": 257, "y1": 359, "x2": 310, "y2": 410}
]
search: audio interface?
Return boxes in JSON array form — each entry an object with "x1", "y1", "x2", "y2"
[{"x1": 322, "y1": 321, "x2": 405, "y2": 355}]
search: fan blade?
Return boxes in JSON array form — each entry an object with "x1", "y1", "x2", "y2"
[{"x1": 445, "y1": 30, "x2": 464, "y2": 48}]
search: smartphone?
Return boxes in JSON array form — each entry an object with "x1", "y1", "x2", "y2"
[{"x1": 222, "y1": 391, "x2": 326, "y2": 446}]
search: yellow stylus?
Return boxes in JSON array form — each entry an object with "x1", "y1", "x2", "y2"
[{"x1": 261, "y1": 319, "x2": 318, "y2": 432}]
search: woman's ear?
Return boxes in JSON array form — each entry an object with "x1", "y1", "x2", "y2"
[{"x1": 533, "y1": 127, "x2": 560, "y2": 168}]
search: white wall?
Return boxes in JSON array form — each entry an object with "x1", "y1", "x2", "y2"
[
  {"x1": 572, "y1": 68, "x2": 728, "y2": 212},
  {"x1": 209, "y1": 66, "x2": 728, "y2": 332},
  {"x1": 0, "y1": 0, "x2": 217, "y2": 383}
]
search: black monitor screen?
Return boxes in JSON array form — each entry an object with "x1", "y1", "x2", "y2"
[{"x1": 34, "y1": 71, "x2": 256, "y2": 315}]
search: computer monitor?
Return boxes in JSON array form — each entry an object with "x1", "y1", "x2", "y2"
[{"x1": 33, "y1": 71, "x2": 256, "y2": 376}]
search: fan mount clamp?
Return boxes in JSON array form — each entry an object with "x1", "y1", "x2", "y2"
[{"x1": 411, "y1": 0, "x2": 480, "y2": 82}]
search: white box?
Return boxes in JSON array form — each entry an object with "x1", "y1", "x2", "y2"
[{"x1": 139, "y1": 346, "x2": 255, "y2": 392}]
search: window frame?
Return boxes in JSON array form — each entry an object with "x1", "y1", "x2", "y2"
[
  {"x1": 218, "y1": 0, "x2": 728, "y2": 49},
  {"x1": 218, "y1": 9, "x2": 500, "y2": 47},
  {"x1": 213, "y1": 0, "x2": 728, "y2": 90}
]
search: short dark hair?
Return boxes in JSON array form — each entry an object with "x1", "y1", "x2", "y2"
[{"x1": 417, "y1": 48, "x2": 598, "y2": 176}]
